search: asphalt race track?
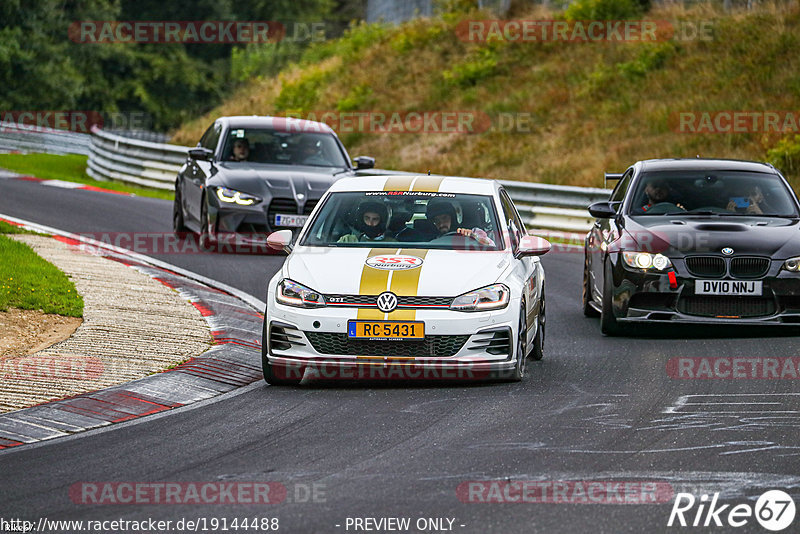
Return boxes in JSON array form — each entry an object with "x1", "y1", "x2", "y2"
[{"x1": 1, "y1": 178, "x2": 799, "y2": 533}]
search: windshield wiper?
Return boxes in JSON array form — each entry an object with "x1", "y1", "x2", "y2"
[{"x1": 683, "y1": 210, "x2": 722, "y2": 215}]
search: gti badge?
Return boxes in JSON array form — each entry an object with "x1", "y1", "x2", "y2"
[
  {"x1": 721, "y1": 247, "x2": 734, "y2": 256},
  {"x1": 376, "y1": 292, "x2": 398, "y2": 313}
]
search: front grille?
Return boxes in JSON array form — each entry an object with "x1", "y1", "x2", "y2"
[
  {"x1": 306, "y1": 332, "x2": 469, "y2": 357},
  {"x1": 270, "y1": 324, "x2": 306, "y2": 351},
  {"x1": 303, "y1": 199, "x2": 318, "y2": 215},
  {"x1": 324, "y1": 295, "x2": 453, "y2": 308},
  {"x1": 268, "y1": 198, "x2": 297, "y2": 227},
  {"x1": 677, "y1": 296, "x2": 775, "y2": 317},
  {"x1": 685, "y1": 256, "x2": 726, "y2": 278},
  {"x1": 730, "y1": 257, "x2": 770, "y2": 278}
]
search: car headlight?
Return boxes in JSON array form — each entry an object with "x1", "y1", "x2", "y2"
[
  {"x1": 450, "y1": 284, "x2": 510, "y2": 312},
  {"x1": 783, "y1": 257, "x2": 800, "y2": 272},
  {"x1": 215, "y1": 187, "x2": 261, "y2": 206},
  {"x1": 622, "y1": 251, "x2": 672, "y2": 271},
  {"x1": 276, "y1": 279, "x2": 326, "y2": 308}
]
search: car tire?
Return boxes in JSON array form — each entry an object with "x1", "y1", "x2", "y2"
[
  {"x1": 173, "y1": 186, "x2": 188, "y2": 235},
  {"x1": 198, "y1": 197, "x2": 217, "y2": 253},
  {"x1": 261, "y1": 321, "x2": 303, "y2": 386},
  {"x1": 601, "y1": 261, "x2": 623, "y2": 336},
  {"x1": 531, "y1": 293, "x2": 545, "y2": 361},
  {"x1": 509, "y1": 302, "x2": 527, "y2": 381},
  {"x1": 582, "y1": 253, "x2": 600, "y2": 317}
]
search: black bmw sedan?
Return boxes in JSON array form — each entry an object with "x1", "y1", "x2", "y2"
[
  {"x1": 583, "y1": 158, "x2": 800, "y2": 335},
  {"x1": 173, "y1": 115, "x2": 375, "y2": 250}
]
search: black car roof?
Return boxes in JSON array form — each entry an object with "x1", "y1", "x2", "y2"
[{"x1": 638, "y1": 158, "x2": 777, "y2": 174}]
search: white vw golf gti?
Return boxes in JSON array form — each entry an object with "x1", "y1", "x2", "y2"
[{"x1": 262, "y1": 175, "x2": 550, "y2": 384}]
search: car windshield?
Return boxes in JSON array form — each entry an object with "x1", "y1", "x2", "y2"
[
  {"x1": 629, "y1": 171, "x2": 800, "y2": 217},
  {"x1": 300, "y1": 191, "x2": 503, "y2": 251},
  {"x1": 221, "y1": 128, "x2": 349, "y2": 168}
]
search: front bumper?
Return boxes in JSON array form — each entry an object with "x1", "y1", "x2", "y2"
[
  {"x1": 264, "y1": 302, "x2": 525, "y2": 379},
  {"x1": 610, "y1": 257, "x2": 800, "y2": 325}
]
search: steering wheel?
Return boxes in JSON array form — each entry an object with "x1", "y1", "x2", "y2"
[{"x1": 642, "y1": 202, "x2": 685, "y2": 215}]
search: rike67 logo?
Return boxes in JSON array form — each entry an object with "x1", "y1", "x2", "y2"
[{"x1": 668, "y1": 490, "x2": 796, "y2": 531}]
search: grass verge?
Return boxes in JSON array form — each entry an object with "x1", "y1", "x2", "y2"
[
  {"x1": 0, "y1": 153, "x2": 174, "y2": 200},
  {"x1": 0, "y1": 230, "x2": 83, "y2": 317}
]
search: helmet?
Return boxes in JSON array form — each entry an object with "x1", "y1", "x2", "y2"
[
  {"x1": 426, "y1": 199, "x2": 457, "y2": 227},
  {"x1": 355, "y1": 201, "x2": 388, "y2": 238}
]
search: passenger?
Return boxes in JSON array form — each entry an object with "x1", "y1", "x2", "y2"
[
  {"x1": 297, "y1": 137, "x2": 327, "y2": 166},
  {"x1": 425, "y1": 199, "x2": 495, "y2": 246},
  {"x1": 727, "y1": 185, "x2": 770, "y2": 214},
  {"x1": 337, "y1": 201, "x2": 389, "y2": 242},
  {"x1": 229, "y1": 138, "x2": 250, "y2": 161}
]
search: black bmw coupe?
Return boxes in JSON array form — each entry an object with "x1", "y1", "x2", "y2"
[
  {"x1": 583, "y1": 158, "x2": 800, "y2": 334},
  {"x1": 173, "y1": 115, "x2": 375, "y2": 250}
]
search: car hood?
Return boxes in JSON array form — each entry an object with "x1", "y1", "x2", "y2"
[
  {"x1": 209, "y1": 163, "x2": 348, "y2": 199},
  {"x1": 284, "y1": 247, "x2": 511, "y2": 296},
  {"x1": 624, "y1": 216, "x2": 800, "y2": 257}
]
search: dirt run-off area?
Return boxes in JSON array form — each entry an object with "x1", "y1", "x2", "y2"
[{"x1": 0, "y1": 308, "x2": 81, "y2": 358}]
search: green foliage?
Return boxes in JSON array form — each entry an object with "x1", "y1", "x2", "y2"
[
  {"x1": 302, "y1": 21, "x2": 390, "y2": 66},
  {"x1": 442, "y1": 46, "x2": 500, "y2": 88},
  {"x1": 336, "y1": 84, "x2": 374, "y2": 111},
  {"x1": 390, "y1": 19, "x2": 447, "y2": 54},
  {"x1": 274, "y1": 67, "x2": 334, "y2": 112},
  {"x1": 231, "y1": 42, "x2": 305, "y2": 82},
  {"x1": 565, "y1": 0, "x2": 645, "y2": 21},
  {"x1": 768, "y1": 135, "x2": 800, "y2": 175},
  {"x1": 0, "y1": 236, "x2": 84, "y2": 317},
  {"x1": 617, "y1": 42, "x2": 677, "y2": 79},
  {"x1": 0, "y1": 221, "x2": 36, "y2": 235}
]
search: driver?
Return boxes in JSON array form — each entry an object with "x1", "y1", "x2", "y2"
[
  {"x1": 426, "y1": 199, "x2": 495, "y2": 246},
  {"x1": 229, "y1": 138, "x2": 250, "y2": 161},
  {"x1": 635, "y1": 179, "x2": 684, "y2": 213},
  {"x1": 337, "y1": 201, "x2": 389, "y2": 242}
]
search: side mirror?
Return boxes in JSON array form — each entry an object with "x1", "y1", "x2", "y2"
[
  {"x1": 588, "y1": 201, "x2": 617, "y2": 219},
  {"x1": 354, "y1": 156, "x2": 375, "y2": 170},
  {"x1": 267, "y1": 229, "x2": 294, "y2": 253},
  {"x1": 188, "y1": 147, "x2": 214, "y2": 161},
  {"x1": 516, "y1": 235, "x2": 551, "y2": 258}
]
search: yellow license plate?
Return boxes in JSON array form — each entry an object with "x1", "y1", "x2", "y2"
[{"x1": 347, "y1": 321, "x2": 425, "y2": 340}]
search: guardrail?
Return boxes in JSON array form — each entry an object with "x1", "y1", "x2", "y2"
[
  {"x1": 86, "y1": 126, "x2": 190, "y2": 190},
  {"x1": 4, "y1": 126, "x2": 610, "y2": 233},
  {"x1": 0, "y1": 122, "x2": 91, "y2": 156}
]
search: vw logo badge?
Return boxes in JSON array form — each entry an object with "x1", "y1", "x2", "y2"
[
  {"x1": 376, "y1": 292, "x2": 398, "y2": 313},
  {"x1": 721, "y1": 247, "x2": 734, "y2": 256}
]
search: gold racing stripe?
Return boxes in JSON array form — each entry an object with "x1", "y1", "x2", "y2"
[
  {"x1": 410, "y1": 175, "x2": 444, "y2": 192},
  {"x1": 357, "y1": 248, "x2": 394, "y2": 320},
  {"x1": 386, "y1": 249, "x2": 429, "y2": 321},
  {"x1": 383, "y1": 176, "x2": 414, "y2": 191}
]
